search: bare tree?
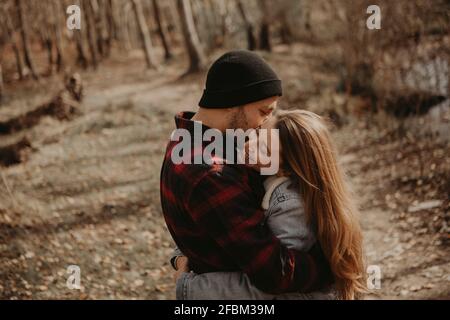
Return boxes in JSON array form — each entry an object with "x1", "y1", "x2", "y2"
[
  {"x1": 0, "y1": 56, "x2": 4, "y2": 103},
  {"x1": 278, "y1": 3, "x2": 293, "y2": 45},
  {"x1": 36, "y1": 1, "x2": 55, "y2": 75},
  {"x1": 258, "y1": 0, "x2": 272, "y2": 51},
  {"x1": 176, "y1": 0, "x2": 206, "y2": 74},
  {"x1": 131, "y1": 0, "x2": 157, "y2": 69},
  {"x1": 122, "y1": 2, "x2": 134, "y2": 51},
  {"x1": 152, "y1": 0, "x2": 172, "y2": 61},
  {"x1": 236, "y1": 0, "x2": 256, "y2": 50},
  {"x1": 52, "y1": 0, "x2": 65, "y2": 72},
  {"x1": 91, "y1": 0, "x2": 110, "y2": 57},
  {"x1": 83, "y1": 0, "x2": 99, "y2": 69},
  {"x1": 198, "y1": 0, "x2": 218, "y2": 51},
  {"x1": 217, "y1": 0, "x2": 230, "y2": 47},
  {"x1": 0, "y1": 19, "x2": 4, "y2": 102},
  {"x1": 0, "y1": 70, "x2": 3, "y2": 104},
  {"x1": 2, "y1": 6, "x2": 24, "y2": 80},
  {"x1": 109, "y1": 0, "x2": 125, "y2": 45},
  {"x1": 16, "y1": 0, "x2": 39, "y2": 79},
  {"x1": 165, "y1": 0, "x2": 181, "y2": 46},
  {"x1": 74, "y1": 30, "x2": 89, "y2": 69},
  {"x1": 105, "y1": 0, "x2": 118, "y2": 45}
]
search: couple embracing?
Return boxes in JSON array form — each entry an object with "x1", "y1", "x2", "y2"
[{"x1": 160, "y1": 50, "x2": 366, "y2": 300}]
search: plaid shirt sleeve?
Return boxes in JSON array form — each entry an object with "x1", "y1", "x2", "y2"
[{"x1": 185, "y1": 166, "x2": 332, "y2": 294}]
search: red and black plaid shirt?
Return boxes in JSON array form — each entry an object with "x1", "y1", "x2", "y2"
[{"x1": 160, "y1": 112, "x2": 332, "y2": 294}]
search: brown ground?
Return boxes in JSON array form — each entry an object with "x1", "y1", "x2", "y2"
[{"x1": 0, "y1": 44, "x2": 448, "y2": 300}]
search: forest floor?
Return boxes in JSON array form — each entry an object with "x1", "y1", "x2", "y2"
[{"x1": 0, "y1": 44, "x2": 448, "y2": 300}]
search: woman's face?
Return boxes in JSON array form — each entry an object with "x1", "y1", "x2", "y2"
[{"x1": 244, "y1": 116, "x2": 283, "y2": 175}]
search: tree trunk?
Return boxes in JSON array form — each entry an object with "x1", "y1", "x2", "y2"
[
  {"x1": 152, "y1": 0, "x2": 172, "y2": 61},
  {"x1": 91, "y1": 0, "x2": 109, "y2": 57},
  {"x1": 131, "y1": 0, "x2": 157, "y2": 69},
  {"x1": 200, "y1": 0, "x2": 217, "y2": 51},
  {"x1": 218, "y1": 0, "x2": 229, "y2": 47},
  {"x1": 71, "y1": 0, "x2": 88, "y2": 69},
  {"x1": 105, "y1": 0, "x2": 116, "y2": 41},
  {"x1": 122, "y1": 3, "x2": 133, "y2": 51},
  {"x1": 37, "y1": 1, "x2": 54, "y2": 75},
  {"x1": 16, "y1": 0, "x2": 39, "y2": 79},
  {"x1": 110, "y1": 0, "x2": 124, "y2": 44},
  {"x1": 236, "y1": 0, "x2": 256, "y2": 50},
  {"x1": 83, "y1": 0, "x2": 99, "y2": 69},
  {"x1": 74, "y1": 30, "x2": 89, "y2": 69},
  {"x1": 258, "y1": 0, "x2": 272, "y2": 52},
  {"x1": 190, "y1": 0, "x2": 205, "y2": 47},
  {"x1": 279, "y1": 10, "x2": 293, "y2": 45},
  {"x1": 259, "y1": 23, "x2": 271, "y2": 51},
  {"x1": 101, "y1": 0, "x2": 112, "y2": 57},
  {"x1": 13, "y1": 45, "x2": 24, "y2": 80},
  {"x1": 103, "y1": 0, "x2": 116, "y2": 56},
  {"x1": 89, "y1": 0, "x2": 103, "y2": 56},
  {"x1": 52, "y1": 0, "x2": 65, "y2": 72},
  {"x1": 44, "y1": 38, "x2": 54, "y2": 74},
  {"x1": 166, "y1": 1, "x2": 180, "y2": 46},
  {"x1": 0, "y1": 62, "x2": 4, "y2": 104},
  {"x1": 176, "y1": 0, "x2": 206, "y2": 74},
  {"x1": 4, "y1": 13, "x2": 24, "y2": 79}
]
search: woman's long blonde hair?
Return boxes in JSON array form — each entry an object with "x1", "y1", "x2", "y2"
[{"x1": 276, "y1": 110, "x2": 366, "y2": 300}]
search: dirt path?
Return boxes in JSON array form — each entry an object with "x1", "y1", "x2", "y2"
[
  {"x1": 338, "y1": 136, "x2": 449, "y2": 299},
  {"x1": 0, "y1": 47, "x2": 448, "y2": 300},
  {"x1": 0, "y1": 57, "x2": 199, "y2": 299}
]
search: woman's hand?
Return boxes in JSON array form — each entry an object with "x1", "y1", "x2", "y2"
[{"x1": 173, "y1": 256, "x2": 190, "y2": 283}]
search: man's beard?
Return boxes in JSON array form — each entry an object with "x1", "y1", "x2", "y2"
[{"x1": 228, "y1": 107, "x2": 249, "y2": 130}]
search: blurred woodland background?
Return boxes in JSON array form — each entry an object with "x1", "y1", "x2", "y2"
[{"x1": 0, "y1": 0, "x2": 448, "y2": 299}]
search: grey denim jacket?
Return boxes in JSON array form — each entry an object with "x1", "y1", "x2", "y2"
[{"x1": 172, "y1": 176, "x2": 336, "y2": 300}]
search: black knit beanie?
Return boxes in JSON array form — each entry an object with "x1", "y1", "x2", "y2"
[{"x1": 198, "y1": 50, "x2": 282, "y2": 108}]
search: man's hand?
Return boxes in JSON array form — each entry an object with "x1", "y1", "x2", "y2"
[{"x1": 173, "y1": 256, "x2": 190, "y2": 283}]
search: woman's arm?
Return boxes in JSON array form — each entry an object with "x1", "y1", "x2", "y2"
[
  {"x1": 171, "y1": 246, "x2": 274, "y2": 300},
  {"x1": 176, "y1": 271, "x2": 275, "y2": 300},
  {"x1": 174, "y1": 196, "x2": 320, "y2": 300}
]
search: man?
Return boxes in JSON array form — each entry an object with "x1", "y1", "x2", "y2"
[{"x1": 160, "y1": 50, "x2": 332, "y2": 296}]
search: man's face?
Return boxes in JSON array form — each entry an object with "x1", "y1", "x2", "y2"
[{"x1": 228, "y1": 96, "x2": 278, "y2": 130}]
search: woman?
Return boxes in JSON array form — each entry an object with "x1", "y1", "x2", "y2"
[{"x1": 172, "y1": 110, "x2": 366, "y2": 300}]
